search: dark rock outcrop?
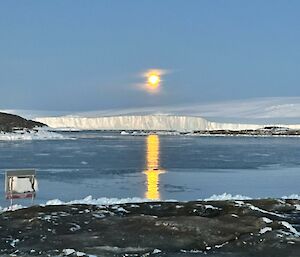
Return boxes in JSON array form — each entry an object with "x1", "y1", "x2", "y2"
[
  {"x1": 0, "y1": 112, "x2": 46, "y2": 132},
  {"x1": 192, "y1": 127, "x2": 300, "y2": 136},
  {"x1": 0, "y1": 199, "x2": 299, "y2": 256}
]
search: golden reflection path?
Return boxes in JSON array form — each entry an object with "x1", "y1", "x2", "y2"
[{"x1": 144, "y1": 135, "x2": 165, "y2": 200}]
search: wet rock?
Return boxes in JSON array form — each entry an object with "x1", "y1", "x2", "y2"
[{"x1": 0, "y1": 199, "x2": 299, "y2": 256}]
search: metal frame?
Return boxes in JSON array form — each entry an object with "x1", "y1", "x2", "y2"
[{"x1": 5, "y1": 169, "x2": 37, "y2": 205}]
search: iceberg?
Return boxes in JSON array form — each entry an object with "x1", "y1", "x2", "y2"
[{"x1": 36, "y1": 115, "x2": 300, "y2": 132}]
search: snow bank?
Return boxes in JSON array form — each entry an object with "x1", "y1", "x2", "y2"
[
  {"x1": 45, "y1": 195, "x2": 151, "y2": 206},
  {"x1": 0, "y1": 204, "x2": 24, "y2": 213},
  {"x1": 282, "y1": 194, "x2": 300, "y2": 199},
  {"x1": 1, "y1": 193, "x2": 299, "y2": 213},
  {"x1": 0, "y1": 129, "x2": 67, "y2": 141},
  {"x1": 0, "y1": 196, "x2": 151, "y2": 213},
  {"x1": 204, "y1": 193, "x2": 252, "y2": 201}
]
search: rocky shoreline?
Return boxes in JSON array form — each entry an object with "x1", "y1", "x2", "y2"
[
  {"x1": 0, "y1": 199, "x2": 299, "y2": 256},
  {"x1": 0, "y1": 112, "x2": 45, "y2": 133},
  {"x1": 192, "y1": 127, "x2": 300, "y2": 136}
]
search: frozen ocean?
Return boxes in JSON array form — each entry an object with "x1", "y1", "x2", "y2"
[{"x1": 0, "y1": 131, "x2": 300, "y2": 206}]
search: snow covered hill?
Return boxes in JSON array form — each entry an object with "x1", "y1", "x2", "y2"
[{"x1": 35, "y1": 114, "x2": 300, "y2": 132}]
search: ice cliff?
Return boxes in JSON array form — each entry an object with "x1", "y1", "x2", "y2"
[{"x1": 35, "y1": 115, "x2": 278, "y2": 132}]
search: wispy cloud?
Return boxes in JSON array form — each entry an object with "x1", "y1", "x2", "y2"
[{"x1": 70, "y1": 97, "x2": 300, "y2": 124}]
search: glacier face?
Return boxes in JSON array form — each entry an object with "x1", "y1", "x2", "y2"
[{"x1": 35, "y1": 115, "x2": 271, "y2": 132}]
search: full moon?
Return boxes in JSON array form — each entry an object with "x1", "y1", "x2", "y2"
[
  {"x1": 142, "y1": 69, "x2": 165, "y2": 93},
  {"x1": 147, "y1": 74, "x2": 160, "y2": 89}
]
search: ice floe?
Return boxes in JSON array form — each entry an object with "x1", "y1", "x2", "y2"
[
  {"x1": 204, "y1": 193, "x2": 252, "y2": 201},
  {"x1": 0, "y1": 129, "x2": 67, "y2": 141},
  {"x1": 45, "y1": 195, "x2": 151, "y2": 206}
]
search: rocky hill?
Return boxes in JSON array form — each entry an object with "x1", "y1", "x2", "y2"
[{"x1": 0, "y1": 112, "x2": 46, "y2": 132}]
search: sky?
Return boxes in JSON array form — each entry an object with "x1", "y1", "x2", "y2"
[{"x1": 0, "y1": 1, "x2": 300, "y2": 112}]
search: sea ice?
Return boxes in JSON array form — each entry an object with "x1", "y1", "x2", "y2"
[
  {"x1": 0, "y1": 129, "x2": 66, "y2": 141},
  {"x1": 204, "y1": 193, "x2": 251, "y2": 201}
]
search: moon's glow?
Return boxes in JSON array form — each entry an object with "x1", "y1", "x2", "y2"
[
  {"x1": 142, "y1": 69, "x2": 165, "y2": 93},
  {"x1": 144, "y1": 70, "x2": 163, "y2": 92},
  {"x1": 147, "y1": 74, "x2": 160, "y2": 88}
]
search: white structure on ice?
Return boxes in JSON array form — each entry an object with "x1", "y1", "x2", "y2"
[{"x1": 34, "y1": 115, "x2": 300, "y2": 132}]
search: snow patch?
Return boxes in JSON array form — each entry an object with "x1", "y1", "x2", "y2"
[
  {"x1": 204, "y1": 205, "x2": 219, "y2": 210},
  {"x1": 246, "y1": 203, "x2": 285, "y2": 218},
  {"x1": 259, "y1": 227, "x2": 272, "y2": 234},
  {"x1": 152, "y1": 249, "x2": 162, "y2": 254},
  {"x1": 204, "y1": 193, "x2": 251, "y2": 201},
  {"x1": 181, "y1": 249, "x2": 202, "y2": 253},
  {"x1": 215, "y1": 242, "x2": 229, "y2": 248},
  {"x1": 62, "y1": 249, "x2": 86, "y2": 256},
  {"x1": 10, "y1": 238, "x2": 20, "y2": 248},
  {"x1": 0, "y1": 204, "x2": 24, "y2": 213},
  {"x1": 262, "y1": 217, "x2": 273, "y2": 224},
  {"x1": 281, "y1": 221, "x2": 300, "y2": 237},
  {"x1": 62, "y1": 249, "x2": 76, "y2": 256}
]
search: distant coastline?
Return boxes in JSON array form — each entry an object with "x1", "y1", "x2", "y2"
[
  {"x1": 2, "y1": 111, "x2": 300, "y2": 138},
  {"x1": 0, "y1": 112, "x2": 45, "y2": 132},
  {"x1": 36, "y1": 114, "x2": 300, "y2": 134}
]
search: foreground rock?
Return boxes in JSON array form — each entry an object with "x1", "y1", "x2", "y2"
[
  {"x1": 0, "y1": 112, "x2": 45, "y2": 132},
  {"x1": 0, "y1": 199, "x2": 299, "y2": 256}
]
